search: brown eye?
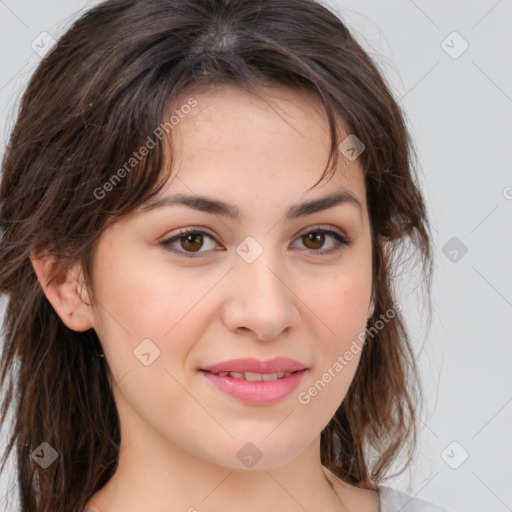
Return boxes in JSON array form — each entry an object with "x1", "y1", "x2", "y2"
[
  {"x1": 160, "y1": 226, "x2": 351, "y2": 259},
  {"x1": 302, "y1": 232, "x2": 326, "y2": 250},
  {"x1": 161, "y1": 228, "x2": 219, "y2": 258},
  {"x1": 180, "y1": 233, "x2": 204, "y2": 252},
  {"x1": 293, "y1": 228, "x2": 351, "y2": 255}
]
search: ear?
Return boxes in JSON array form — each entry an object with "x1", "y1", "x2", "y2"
[{"x1": 30, "y1": 251, "x2": 95, "y2": 332}]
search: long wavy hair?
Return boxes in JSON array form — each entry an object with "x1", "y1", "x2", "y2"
[{"x1": 0, "y1": 1, "x2": 433, "y2": 511}]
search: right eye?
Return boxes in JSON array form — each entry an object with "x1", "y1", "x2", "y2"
[{"x1": 160, "y1": 227, "x2": 221, "y2": 258}]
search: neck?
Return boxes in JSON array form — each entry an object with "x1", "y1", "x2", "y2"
[{"x1": 86, "y1": 435, "x2": 344, "y2": 511}]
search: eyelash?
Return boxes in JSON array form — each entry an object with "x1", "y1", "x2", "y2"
[{"x1": 160, "y1": 226, "x2": 352, "y2": 259}]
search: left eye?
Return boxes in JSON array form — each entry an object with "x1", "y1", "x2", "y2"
[{"x1": 160, "y1": 227, "x2": 351, "y2": 258}]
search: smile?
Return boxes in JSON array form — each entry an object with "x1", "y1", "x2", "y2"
[
  {"x1": 200, "y1": 369, "x2": 307, "y2": 405},
  {"x1": 209, "y1": 371, "x2": 294, "y2": 381}
]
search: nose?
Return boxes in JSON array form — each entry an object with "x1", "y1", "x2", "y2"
[{"x1": 221, "y1": 252, "x2": 301, "y2": 341}]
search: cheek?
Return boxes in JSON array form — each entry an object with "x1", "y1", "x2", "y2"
[
  {"x1": 90, "y1": 250, "x2": 209, "y2": 419},
  {"x1": 297, "y1": 271, "x2": 370, "y2": 415},
  {"x1": 91, "y1": 244, "x2": 221, "y2": 372},
  {"x1": 307, "y1": 265, "x2": 372, "y2": 343},
  {"x1": 91, "y1": 242, "x2": 191, "y2": 336}
]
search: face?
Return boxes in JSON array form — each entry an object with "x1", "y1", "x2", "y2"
[{"x1": 86, "y1": 84, "x2": 374, "y2": 470}]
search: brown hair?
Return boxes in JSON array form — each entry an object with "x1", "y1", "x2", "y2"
[{"x1": 0, "y1": 1, "x2": 433, "y2": 511}]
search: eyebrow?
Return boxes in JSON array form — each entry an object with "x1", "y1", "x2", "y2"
[{"x1": 141, "y1": 189, "x2": 363, "y2": 221}]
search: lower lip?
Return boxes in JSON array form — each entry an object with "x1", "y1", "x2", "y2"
[{"x1": 200, "y1": 369, "x2": 307, "y2": 405}]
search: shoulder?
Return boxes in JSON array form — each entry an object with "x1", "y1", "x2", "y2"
[{"x1": 378, "y1": 485, "x2": 451, "y2": 512}]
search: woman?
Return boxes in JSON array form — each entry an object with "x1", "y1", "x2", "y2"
[{"x1": 0, "y1": 0, "x2": 449, "y2": 511}]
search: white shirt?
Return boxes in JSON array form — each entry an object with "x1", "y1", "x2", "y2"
[{"x1": 379, "y1": 486, "x2": 451, "y2": 512}]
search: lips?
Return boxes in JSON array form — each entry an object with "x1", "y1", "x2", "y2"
[
  {"x1": 200, "y1": 357, "x2": 307, "y2": 375},
  {"x1": 199, "y1": 357, "x2": 309, "y2": 404},
  {"x1": 210, "y1": 370, "x2": 294, "y2": 381},
  {"x1": 201, "y1": 368, "x2": 308, "y2": 405}
]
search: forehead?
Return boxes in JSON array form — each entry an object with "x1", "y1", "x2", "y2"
[
  {"x1": 171, "y1": 83, "x2": 332, "y2": 147},
  {"x1": 160, "y1": 84, "x2": 366, "y2": 210}
]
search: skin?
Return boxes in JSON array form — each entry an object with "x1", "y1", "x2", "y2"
[{"x1": 32, "y1": 84, "x2": 381, "y2": 512}]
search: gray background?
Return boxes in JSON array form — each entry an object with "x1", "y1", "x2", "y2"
[{"x1": 0, "y1": 1, "x2": 511, "y2": 511}]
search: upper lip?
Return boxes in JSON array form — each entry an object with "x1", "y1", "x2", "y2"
[{"x1": 200, "y1": 357, "x2": 307, "y2": 374}]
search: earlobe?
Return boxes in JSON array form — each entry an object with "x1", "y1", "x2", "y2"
[{"x1": 30, "y1": 251, "x2": 95, "y2": 332}]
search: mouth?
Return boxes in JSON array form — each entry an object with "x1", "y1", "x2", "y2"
[
  {"x1": 199, "y1": 367, "x2": 308, "y2": 405},
  {"x1": 199, "y1": 356, "x2": 307, "y2": 375},
  {"x1": 199, "y1": 369, "x2": 299, "y2": 381}
]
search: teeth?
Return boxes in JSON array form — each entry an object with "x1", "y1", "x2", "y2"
[
  {"x1": 215, "y1": 371, "x2": 293, "y2": 381},
  {"x1": 243, "y1": 372, "x2": 264, "y2": 381}
]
